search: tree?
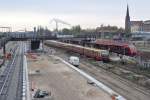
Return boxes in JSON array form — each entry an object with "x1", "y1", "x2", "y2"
[
  {"x1": 117, "y1": 28, "x2": 125, "y2": 33},
  {"x1": 96, "y1": 25, "x2": 124, "y2": 33},
  {"x1": 71, "y1": 25, "x2": 81, "y2": 34},
  {"x1": 62, "y1": 28, "x2": 70, "y2": 34}
]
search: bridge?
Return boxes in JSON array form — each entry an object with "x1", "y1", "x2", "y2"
[
  {"x1": 9, "y1": 31, "x2": 57, "y2": 41},
  {"x1": 0, "y1": 31, "x2": 57, "y2": 60},
  {"x1": 1, "y1": 31, "x2": 57, "y2": 42}
]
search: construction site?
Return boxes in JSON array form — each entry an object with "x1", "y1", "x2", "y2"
[
  {"x1": 27, "y1": 53, "x2": 112, "y2": 100},
  {"x1": 0, "y1": 1, "x2": 150, "y2": 100}
]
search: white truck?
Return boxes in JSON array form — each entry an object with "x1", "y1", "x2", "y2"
[{"x1": 69, "y1": 56, "x2": 79, "y2": 67}]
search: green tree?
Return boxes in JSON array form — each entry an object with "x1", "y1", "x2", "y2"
[
  {"x1": 71, "y1": 25, "x2": 81, "y2": 34},
  {"x1": 62, "y1": 28, "x2": 70, "y2": 34}
]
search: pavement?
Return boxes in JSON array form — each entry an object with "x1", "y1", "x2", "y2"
[{"x1": 27, "y1": 54, "x2": 112, "y2": 100}]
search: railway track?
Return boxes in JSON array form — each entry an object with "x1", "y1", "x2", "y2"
[
  {"x1": 115, "y1": 62, "x2": 150, "y2": 78},
  {"x1": 0, "y1": 45, "x2": 18, "y2": 99},
  {"x1": 80, "y1": 61, "x2": 150, "y2": 100},
  {"x1": 0, "y1": 42, "x2": 24, "y2": 100},
  {"x1": 111, "y1": 62, "x2": 150, "y2": 86},
  {"x1": 82, "y1": 57, "x2": 150, "y2": 89},
  {"x1": 44, "y1": 45, "x2": 150, "y2": 100},
  {"x1": 52, "y1": 45, "x2": 150, "y2": 87},
  {"x1": 15, "y1": 42, "x2": 24, "y2": 100}
]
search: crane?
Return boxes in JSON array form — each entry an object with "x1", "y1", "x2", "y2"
[{"x1": 50, "y1": 18, "x2": 71, "y2": 32}]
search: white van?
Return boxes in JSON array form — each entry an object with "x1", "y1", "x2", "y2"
[{"x1": 69, "y1": 56, "x2": 79, "y2": 67}]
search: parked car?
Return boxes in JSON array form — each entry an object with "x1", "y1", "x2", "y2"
[{"x1": 69, "y1": 56, "x2": 79, "y2": 67}]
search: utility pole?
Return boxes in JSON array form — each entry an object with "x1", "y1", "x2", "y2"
[{"x1": 55, "y1": 21, "x2": 58, "y2": 32}]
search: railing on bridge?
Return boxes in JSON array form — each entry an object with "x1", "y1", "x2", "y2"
[
  {"x1": 0, "y1": 31, "x2": 57, "y2": 48},
  {"x1": 8, "y1": 32, "x2": 57, "y2": 40}
]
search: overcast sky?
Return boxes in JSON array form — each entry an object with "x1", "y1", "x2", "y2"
[{"x1": 0, "y1": 0, "x2": 149, "y2": 31}]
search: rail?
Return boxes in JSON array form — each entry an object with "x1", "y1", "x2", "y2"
[
  {"x1": 15, "y1": 42, "x2": 24, "y2": 100},
  {"x1": 0, "y1": 45, "x2": 18, "y2": 97}
]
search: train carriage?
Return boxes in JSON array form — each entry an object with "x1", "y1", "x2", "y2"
[
  {"x1": 95, "y1": 39, "x2": 137, "y2": 56},
  {"x1": 45, "y1": 40, "x2": 110, "y2": 61}
]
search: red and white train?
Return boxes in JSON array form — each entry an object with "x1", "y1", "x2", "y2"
[
  {"x1": 95, "y1": 39, "x2": 137, "y2": 57},
  {"x1": 45, "y1": 40, "x2": 110, "y2": 61}
]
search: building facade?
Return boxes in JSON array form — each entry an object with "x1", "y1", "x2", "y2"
[
  {"x1": 130, "y1": 20, "x2": 150, "y2": 32},
  {"x1": 131, "y1": 21, "x2": 143, "y2": 32},
  {"x1": 125, "y1": 5, "x2": 150, "y2": 33},
  {"x1": 143, "y1": 20, "x2": 150, "y2": 32}
]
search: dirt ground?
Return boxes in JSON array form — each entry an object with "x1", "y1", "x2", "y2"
[{"x1": 27, "y1": 53, "x2": 112, "y2": 100}]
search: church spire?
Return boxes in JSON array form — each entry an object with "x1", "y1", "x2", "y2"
[
  {"x1": 126, "y1": 5, "x2": 129, "y2": 17},
  {"x1": 125, "y1": 4, "x2": 131, "y2": 33}
]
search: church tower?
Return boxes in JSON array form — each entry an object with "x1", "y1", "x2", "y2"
[{"x1": 125, "y1": 5, "x2": 131, "y2": 33}]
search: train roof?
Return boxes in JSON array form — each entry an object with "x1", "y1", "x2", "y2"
[
  {"x1": 47, "y1": 40, "x2": 108, "y2": 52},
  {"x1": 95, "y1": 39, "x2": 130, "y2": 47},
  {"x1": 83, "y1": 46, "x2": 108, "y2": 52},
  {"x1": 63, "y1": 41, "x2": 107, "y2": 52}
]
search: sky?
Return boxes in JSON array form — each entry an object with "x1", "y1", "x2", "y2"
[{"x1": 0, "y1": 0, "x2": 149, "y2": 31}]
